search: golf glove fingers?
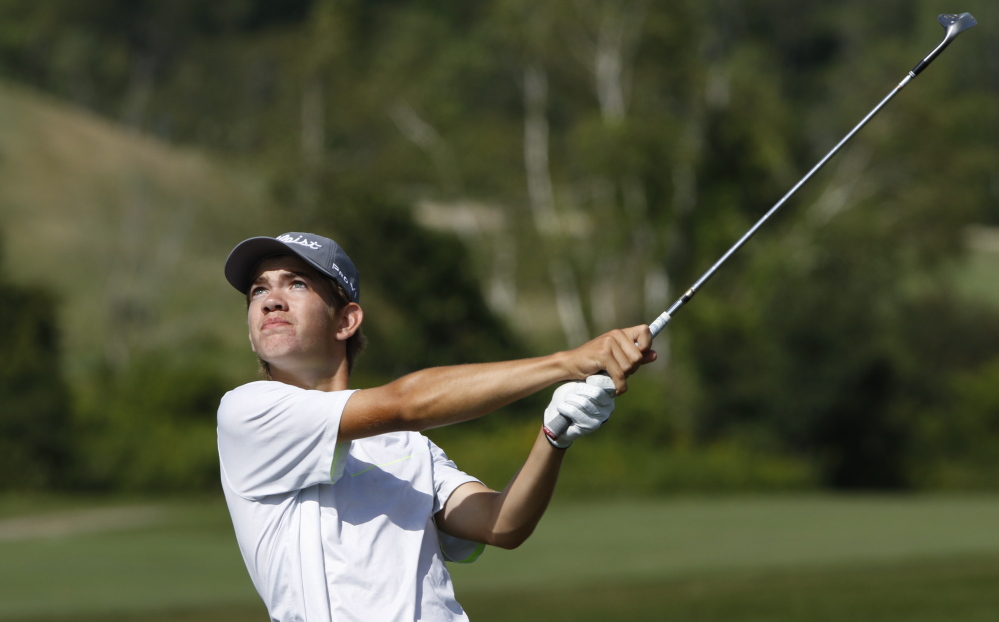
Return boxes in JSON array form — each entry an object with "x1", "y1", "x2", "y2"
[{"x1": 543, "y1": 376, "x2": 616, "y2": 449}]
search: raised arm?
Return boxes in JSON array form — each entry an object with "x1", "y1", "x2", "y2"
[
  {"x1": 339, "y1": 325, "x2": 654, "y2": 443},
  {"x1": 434, "y1": 376, "x2": 616, "y2": 549},
  {"x1": 434, "y1": 430, "x2": 564, "y2": 550}
]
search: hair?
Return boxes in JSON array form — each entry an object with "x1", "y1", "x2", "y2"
[{"x1": 250, "y1": 272, "x2": 367, "y2": 380}]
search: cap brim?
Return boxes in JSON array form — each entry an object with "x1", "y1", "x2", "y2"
[{"x1": 224, "y1": 237, "x2": 312, "y2": 294}]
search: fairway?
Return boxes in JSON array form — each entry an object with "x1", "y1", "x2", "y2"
[{"x1": 2, "y1": 495, "x2": 999, "y2": 621}]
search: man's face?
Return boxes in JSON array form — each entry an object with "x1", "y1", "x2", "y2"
[{"x1": 247, "y1": 255, "x2": 341, "y2": 374}]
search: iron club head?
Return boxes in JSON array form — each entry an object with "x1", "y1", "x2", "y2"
[
  {"x1": 911, "y1": 12, "x2": 977, "y2": 76},
  {"x1": 939, "y1": 12, "x2": 978, "y2": 41}
]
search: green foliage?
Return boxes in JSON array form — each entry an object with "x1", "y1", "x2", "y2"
[
  {"x1": 681, "y1": 220, "x2": 999, "y2": 489},
  {"x1": 73, "y1": 352, "x2": 228, "y2": 492},
  {"x1": 1, "y1": 0, "x2": 998, "y2": 493},
  {"x1": 911, "y1": 357, "x2": 999, "y2": 489},
  {"x1": 431, "y1": 419, "x2": 816, "y2": 497},
  {"x1": 315, "y1": 191, "x2": 527, "y2": 377},
  {"x1": 561, "y1": 438, "x2": 818, "y2": 495},
  {"x1": 0, "y1": 248, "x2": 72, "y2": 490}
]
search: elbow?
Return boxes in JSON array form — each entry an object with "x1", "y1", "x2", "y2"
[
  {"x1": 393, "y1": 405, "x2": 433, "y2": 433},
  {"x1": 373, "y1": 383, "x2": 431, "y2": 433},
  {"x1": 493, "y1": 538, "x2": 525, "y2": 551},
  {"x1": 487, "y1": 526, "x2": 535, "y2": 550},
  {"x1": 382, "y1": 377, "x2": 441, "y2": 433}
]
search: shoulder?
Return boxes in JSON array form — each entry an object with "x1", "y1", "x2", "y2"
[
  {"x1": 218, "y1": 381, "x2": 296, "y2": 418},
  {"x1": 218, "y1": 381, "x2": 356, "y2": 431},
  {"x1": 221, "y1": 380, "x2": 300, "y2": 402}
]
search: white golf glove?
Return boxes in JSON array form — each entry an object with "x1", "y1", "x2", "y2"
[{"x1": 543, "y1": 374, "x2": 616, "y2": 449}]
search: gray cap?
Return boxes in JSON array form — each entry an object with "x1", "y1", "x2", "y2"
[{"x1": 225, "y1": 232, "x2": 360, "y2": 302}]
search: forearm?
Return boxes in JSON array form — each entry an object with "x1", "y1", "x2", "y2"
[
  {"x1": 437, "y1": 429, "x2": 565, "y2": 550},
  {"x1": 485, "y1": 429, "x2": 566, "y2": 549},
  {"x1": 342, "y1": 355, "x2": 573, "y2": 441},
  {"x1": 390, "y1": 356, "x2": 573, "y2": 427},
  {"x1": 437, "y1": 376, "x2": 618, "y2": 548},
  {"x1": 340, "y1": 325, "x2": 654, "y2": 442}
]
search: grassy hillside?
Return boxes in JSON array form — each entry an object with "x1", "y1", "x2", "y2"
[{"x1": 0, "y1": 82, "x2": 279, "y2": 386}]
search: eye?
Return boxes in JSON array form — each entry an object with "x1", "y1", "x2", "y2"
[
  {"x1": 291, "y1": 280, "x2": 308, "y2": 289},
  {"x1": 250, "y1": 286, "x2": 267, "y2": 298}
]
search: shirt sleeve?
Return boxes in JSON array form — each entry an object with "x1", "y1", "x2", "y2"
[
  {"x1": 428, "y1": 439, "x2": 486, "y2": 563},
  {"x1": 217, "y1": 381, "x2": 356, "y2": 500}
]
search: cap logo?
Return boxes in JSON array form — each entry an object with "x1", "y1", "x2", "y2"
[
  {"x1": 330, "y1": 262, "x2": 357, "y2": 296},
  {"x1": 277, "y1": 234, "x2": 323, "y2": 250}
]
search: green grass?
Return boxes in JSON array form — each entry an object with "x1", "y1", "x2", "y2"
[
  {"x1": 3, "y1": 494, "x2": 999, "y2": 621},
  {"x1": 0, "y1": 497, "x2": 261, "y2": 621},
  {"x1": 458, "y1": 555, "x2": 999, "y2": 622}
]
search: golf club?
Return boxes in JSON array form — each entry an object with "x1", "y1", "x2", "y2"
[{"x1": 545, "y1": 12, "x2": 978, "y2": 442}]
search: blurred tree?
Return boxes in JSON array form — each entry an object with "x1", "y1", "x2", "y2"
[
  {"x1": 73, "y1": 352, "x2": 228, "y2": 492},
  {"x1": 0, "y1": 0, "x2": 314, "y2": 133},
  {"x1": 0, "y1": 236, "x2": 72, "y2": 490},
  {"x1": 0, "y1": 0, "x2": 996, "y2": 490},
  {"x1": 913, "y1": 357, "x2": 999, "y2": 488},
  {"x1": 903, "y1": 296, "x2": 999, "y2": 489},
  {"x1": 316, "y1": 188, "x2": 528, "y2": 379}
]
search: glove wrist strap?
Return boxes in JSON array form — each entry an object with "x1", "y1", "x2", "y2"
[{"x1": 543, "y1": 426, "x2": 570, "y2": 449}]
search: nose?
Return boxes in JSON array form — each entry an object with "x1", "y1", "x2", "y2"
[{"x1": 262, "y1": 291, "x2": 287, "y2": 313}]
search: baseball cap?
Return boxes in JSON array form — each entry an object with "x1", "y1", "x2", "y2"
[{"x1": 225, "y1": 232, "x2": 361, "y2": 302}]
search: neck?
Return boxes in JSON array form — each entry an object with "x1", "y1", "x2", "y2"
[{"x1": 268, "y1": 359, "x2": 351, "y2": 392}]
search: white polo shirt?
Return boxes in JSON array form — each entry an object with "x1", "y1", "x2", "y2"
[{"x1": 217, "y1": 381, "x2": 483, "y2": 622}]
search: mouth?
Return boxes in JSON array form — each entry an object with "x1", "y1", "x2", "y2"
[{"x1": 261, "y1": 317, "x2": 292, "y2": 330}]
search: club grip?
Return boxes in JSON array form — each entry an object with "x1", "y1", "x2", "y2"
[
  {"x1": 543, "y1": 373, "x2": 616, "y2": 443},
  {"x1": 544, "y1": 413, "x2": 572, "y2": 439}
]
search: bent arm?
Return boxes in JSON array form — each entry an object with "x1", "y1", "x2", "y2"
[
  {"x1": 435, "y1": 429, "x2": 565, "y2": 550},
  {"x1": 339, "y1": 325, "x2": 654, "y2": 443}
]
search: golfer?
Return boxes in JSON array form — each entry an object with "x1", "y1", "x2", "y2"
[{"x1": 218, "y1": 232, "x2": 655, "y2": 621}]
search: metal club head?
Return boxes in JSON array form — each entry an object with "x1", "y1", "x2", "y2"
[
  {"x1": 939, "y1": 13, "x2": 978, "y2": 41},
  {"x1": 910, "y1": 12, "x2": 977, "y2": 76}
]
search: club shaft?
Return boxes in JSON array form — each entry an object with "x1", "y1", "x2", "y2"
[
  {"x1": 547, "y1": 13, "x2": 975, "y2": 442},
  {"x1": 649, "y1": 74, "x2": 915, "y2": 339},
  {"x1": 648, "y1": 11, "x2": 979, "y2": 338},
  {"x1": 556, "y1": 77, "x2": 915, "y2": 439}
]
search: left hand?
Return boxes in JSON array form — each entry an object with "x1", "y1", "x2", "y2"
[
  {"x1": 559, "y1": 326, "x2": 655, "y2": 395},
  {"x1": 543, "y1": 375, "x2": 616, "y2": 449}
]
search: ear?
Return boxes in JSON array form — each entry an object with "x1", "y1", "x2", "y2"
[{"x1": 336, "y1": 303, "x2": 364, "y2": 341}]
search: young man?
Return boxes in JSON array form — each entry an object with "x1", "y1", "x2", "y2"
[{"x1": 218, "y1": 232, "x2": 655, "y2": 621}]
